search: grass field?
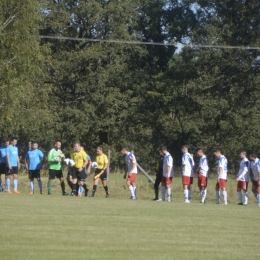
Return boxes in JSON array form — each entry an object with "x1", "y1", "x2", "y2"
[{"x1": 1, "y1": 173, "x2": 260, "y2": 260}]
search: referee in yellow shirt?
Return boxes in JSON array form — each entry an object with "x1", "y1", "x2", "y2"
[
  {"x1": 91, "y1": 146, "x2": 109, "y2": 198},
  {"x1": 70, "y1": 142, "x2": 89, "y2": 196}
]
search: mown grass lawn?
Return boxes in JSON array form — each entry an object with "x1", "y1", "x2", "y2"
[{"x1": 0, "y1": 174, "x2": 259, "y2": 260}]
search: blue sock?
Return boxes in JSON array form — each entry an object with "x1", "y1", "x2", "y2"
[
  {"x1": 78, "y1": 185, "x2": 83, "y2": 195},
  {"x1": 6, "y1": 178, "x2": 10, "y2": 190},
  {"x1": 38, "y1": 180, "x2": 42, "y2": 191},
  {"x1": 0, "y1": 178, "x2": 2, "y2": 190},
  {"x1": 14, "y1": 179, "x2": 18, "y2": 190},
  {"x1": 30, "y1": 181, "x2": 34, "y2": 191}
]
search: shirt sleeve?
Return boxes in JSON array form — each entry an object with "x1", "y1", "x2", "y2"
[
  {"x1": 129, "y1": 153, "x2": 136, "y2": 163},
  {"x1": 166, "y1": 155, "x2": 172, "y2": 167},
  {"x1": 47, "y1": 150, "x2": 55, "y2": 162},
  {"x1": 104, "y1": 155, "x2": 108, "y2": 164},
  {"x1": 219, "y1": 158, "x2": 224, "y2": 168},
  {"x1": 39, "y1": 150, "x2": 44, "y2": 159},
  {"x1": 25, "y1": 152, "x2": 29, "y2": 159},
  {"x1": 182, "y1": 155, "x2": 187, "y2": 165},
  {"x1": 257, "y1": 161, "x2": 260, "y2": 172}
]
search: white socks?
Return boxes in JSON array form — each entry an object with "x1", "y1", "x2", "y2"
[
  {"x1": 129, "y1": 186, "x2": 135, "y2": 197},
  {"x1": 184, "y1": 190, "x2": 189, "y2": 201},
  {"x1": 222, "y1": 190, "x2": 227, "y2": 204},
  {"x1": 167, "y1": 188, "x2": 171, "y2": 200},
  {"x1": 244, "y1": 192, "x2": 248, "y2": 205},
  {"x1": 201, "y1": 189, "x2": 207, "y2": 203}
]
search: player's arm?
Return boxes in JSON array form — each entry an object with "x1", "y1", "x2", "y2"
[
  {"x1": 181, "y1": 155, "x2": 186, "y2": 169},
  {"x1": 123, "y1": 165, "x2": 128, "y2": 179},
  {"x1": 79, "y1": 152, "x2": 88, "y2": 172},
  {"x1": 40, "y1": 152, "x2": 45, "y2": 169},
  {"x1": 236, "y1": 162, "x2": 248, "y2": 181},
  {"x1": 17, "y1": 154, "x2": 20, "y2": 170},
  {"x1": 47, "y1": 150, "x2": 56, "y2": 163},
  {"x1": 25, "y1": 153, "x2": 29, "y2": 171}
]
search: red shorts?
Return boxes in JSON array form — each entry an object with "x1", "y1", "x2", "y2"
[
  {"x1": 252, "y1": 180, "x2": 259, "y2": 188},
  {"x1": 128, "y1": 173, "x2": 136, "y2": 183},
  {"x1": 198, "y1": 174, "x2": 207, "y2": 188},
  {"x1": 162, "y1": 176, "x2": 173, "y2": 184},
  {"x1": 216, "y1": 179, "x2": 226, "y2": 189},
  {"x1": 237, "y1": 181, "x2": 248, "y2": 190},
  {"x1": 182, "y1": 176, "x2": 193, "y2": 185}
]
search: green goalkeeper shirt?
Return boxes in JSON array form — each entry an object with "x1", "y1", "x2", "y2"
[{"x1": 48, "y1": 148, "x2": 63, "y2": 170}]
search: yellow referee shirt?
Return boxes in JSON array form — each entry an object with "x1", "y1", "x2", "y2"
[
  {"x1": 96, "y1": 154, "x2": 108, "y2": 169},
  {"x1": 70, "y1": 150, "x2": 87, "y2": 168}
]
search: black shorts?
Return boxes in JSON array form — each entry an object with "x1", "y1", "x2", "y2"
[
  {"x1": 0, "y1": 163, "x2": 6, "y2": 175},
  {"x1": 71, "y1": 168, "x2": 85, "y2": 181},
  {"x1": 6, "y1": 167, "x2": 18, "y2": 175},
  {"x1": 49, "y1": 169, "x2": 63, "y2": 180},
  {"x1": 95, "y1": 169, "x2": 107, "y2": 181},
  {"x1": 29, "y1": 170, "x2": 40, "y2": 179}
]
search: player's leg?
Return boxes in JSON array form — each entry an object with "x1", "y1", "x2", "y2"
[
  {"x1": 70, "y1": 168, "x2": 78, "y2": 196},
  {"x1": 221, "y1": 180, "x2": 227, "y2": 205},
  {"x1": 127, "y1": 178, "x2": 135, "y2": 199},
  {"x1": 0, "y1": 173, "x2": 2, "y2": 192},
  {"x1": 243, "y1": 182, "x2": 248, "y2": 205},
  {"x1": 166, "y1": 178, "x2": 172, "y2": 202},
  {"x1": 36, "y1": 171, "x2": 43, "y2": 194},
  {"x1": 216, "y1": 182, "x2": 220, "y2": 204},
  {"x1": 29, "y1": 171, "x2": 34, "y2": 194},
  {"x1": 67, "y1": 168, "x2": 73, "y2": 191},
  {"x1": 78, "y1": 180, "x2": 84, "y2": 197},
  {"x1": 13, "y1": 167, "x2": 20, "y2": 193},
  {"x1": 5, "y1": 167, "x2": 12, "y2": 193},
  {"x1": 182, "y1": 176, "x2": 189, "y2": 203},
  {"x1": 188, "y1": 177, "x2": 193, "y2": 201},
  {"x1": 237, "y1": 181, "x2": 243, "y2": 205},
  {"x1": 102, "y1": 179, "x2": 109, "y2": 198},
  {"x1": 58, "y1": 169, "x2": 68, "y2": 196},
  {"x1": 91, "y1": 177, "x2": 99, "y2": 197},
  {"x1": 257, "y1": 185, "x2": 260, "y2": 207},
  {"x1": 153, "y1": 175, "x2": 161, "y2": 200},
  {"x1": 48, "y1": 170, "x2": 56, "y2": 195},
  {"x1": 157, "y1": 177, "x2": 166, "y2": 201}
]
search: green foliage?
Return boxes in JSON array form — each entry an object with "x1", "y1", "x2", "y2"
[{"x1": 1, "y1": 0, "x2": 260, "y2": 173}]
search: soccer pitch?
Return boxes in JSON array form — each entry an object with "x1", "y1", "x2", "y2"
[{"x1": 0, "y1": 175, "x2": 259, "y2": 260}]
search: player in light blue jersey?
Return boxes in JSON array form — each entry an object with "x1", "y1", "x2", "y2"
[
  {"x1": 6, "y1": 137, "x2": 20, "y2": 194},
  {"x1": 25, "y1": 141, "x2": 44, "y2": 194},
  {"x1": 0, "y1": 137, "x2": 9, "y2": 191}
]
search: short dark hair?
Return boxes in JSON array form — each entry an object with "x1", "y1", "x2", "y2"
[
  {"x1": 97, "y1": 145, "x2": 104, "y2": 152},
  {"x1": 2, "y1": 137, "x2": 9, "y2": 143},
  {"x1": 32, "y1": 141, "x2": 38, "y2": 145},
  {"x1": 121, "y1": 147, "x2": 128, "y2": 152},
  {"x1": 55, "y1": 140, "x2": 62, "y2": 143},
  {"x1": 10, "y1": 137, "x2": 17, "y2": 142},
  {"x1": 182, "y1": 145, "x2": 188, "y2": 150},
  {"x1": 160, "y1": 146, "x2": 168, "y2": 152},
  {"x1": 241, "y1": 151, "x2": 247, "y2": 156},
  {"x1": 197, "y1": 148, "x2": 204, "y2": 153},
  {"x1": 250, "y1": 153, "x2": 257, "y2": 159},
  {"x1": 213, "y1": 148, "x2": 221, "y2": 153}
]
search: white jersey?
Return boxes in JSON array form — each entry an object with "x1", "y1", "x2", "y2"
[
  {"x1": 182, "y1": 153, "x2": 194, "y2": 177},
  {"x1": 250, "y1": 158, "x2": 260, "y2": 181},
  {"x1": 125, "y1": 152, "x2": 137, "y2": 174},
  {"x1": 199, "y1": 155, "x2": 209, "y2": 177},
  {"x1": 218, "y1": 155, "x2": 228, "y2": 180},
  {"x1": 163, "y1": 152, "x2": 174, "y2": 178},
  {"x1": 237, "y1": 158, "x2": 250, "y2": 182}
]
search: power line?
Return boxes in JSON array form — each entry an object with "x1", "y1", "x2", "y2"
[{"x1": 40, "y1": 35, "x2": 260, "y2": 50}]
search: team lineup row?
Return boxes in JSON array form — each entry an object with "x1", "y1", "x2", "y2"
[{"x1": 0, "y1": 138, "x2": 260, "y2": 206}]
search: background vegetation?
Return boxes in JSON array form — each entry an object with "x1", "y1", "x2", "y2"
[{"x1": 1, "y1": 0, "x2": 260, "y2": 173}]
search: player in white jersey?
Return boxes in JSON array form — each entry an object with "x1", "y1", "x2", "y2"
[
  {"x1": 181, "y1": 146, "x2": 195, "y2": 203},
  {"x1": 196, "y1": 149, "x2": 209, "y2": 203},
  {"x1": 157, "y1": 146, "x2": 174, "y2": 202},
  {"x1": 214, "y1": 149, "x2": 228, "y2": 205},
  {"x1": 121, "y1": 148, "x2": 137, "y2": 199},
  {"x1": 236, "y1": 151, "x2": 250, "y2": 205},
  {"x1": 249, "y1": 153, "x2": 260, "y2": 207}
]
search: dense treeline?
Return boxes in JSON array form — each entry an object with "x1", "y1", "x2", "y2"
[{"x1": 1, "y1": 0, "x2": 260, "y2": 173}]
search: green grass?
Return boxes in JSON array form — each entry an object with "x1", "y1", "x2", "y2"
[{"x1": 0, "y1": 173, "x2": 260, "y2": 260}]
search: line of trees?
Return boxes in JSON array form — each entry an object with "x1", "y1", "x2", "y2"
[{"x1": 1, "y1": 0, "x2": 260, "y2": 173}]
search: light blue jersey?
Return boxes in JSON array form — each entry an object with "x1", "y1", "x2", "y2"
[
  {"x1": 0, "y1": 146, "x2": 8, "y2": 164},
  {"x1": 6, "y1": 145, "x2": 19, "y2": 167},
  {"x1": 26, "y1": 149, "x2": 44, "y2": 170}
]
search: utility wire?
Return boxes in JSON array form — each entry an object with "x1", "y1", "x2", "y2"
[{"x1": 40, "y1": 35, "x2": 260, "y2": 50}]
